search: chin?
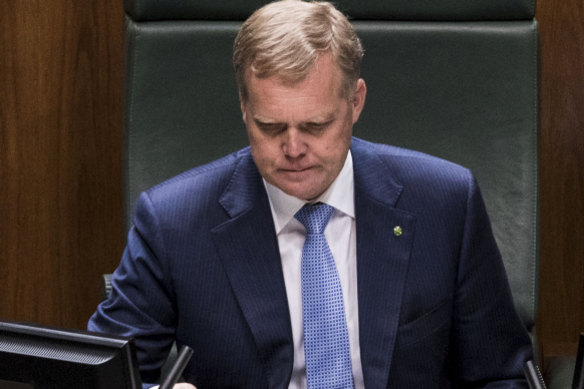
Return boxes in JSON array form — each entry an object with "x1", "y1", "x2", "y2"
[
  {"x1": 269, "y1": 174, "x2": 327, "y2": 201},
  {"x1": 283, "y1": 186, "x2": 323, "y2": 201}
]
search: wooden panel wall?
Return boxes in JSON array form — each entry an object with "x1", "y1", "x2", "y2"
[
  {"x1": 537, "y1": 0, "x2": 584, "y2": 358},
  {"x1": 0, "y1": 0, "x2": 583, "y2": 361},
  {"x1": 0, "y1": 1, "x2": 125, "y2": 329}
]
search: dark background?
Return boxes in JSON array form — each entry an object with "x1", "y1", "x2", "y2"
[{"x1": 1, "y1": 0, "x2": 582, "y2": 363}]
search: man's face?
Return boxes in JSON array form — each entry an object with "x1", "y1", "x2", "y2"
[{"x1": 241, "y1": 54, "x2": 366, "y2": 201}]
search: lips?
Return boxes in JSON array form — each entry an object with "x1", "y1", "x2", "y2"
[
  {"x1": 278, "y1": 166, "x2": 315, "y2": 180},
  {"x1": 280, "y1": 166, "x2": 316, "y2": 174},
  {"x1": 281, "y1": 167, "x2": 312, "y2": 172}
]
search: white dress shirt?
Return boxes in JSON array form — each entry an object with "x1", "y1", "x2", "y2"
[{"x1": 264, "y1": 151, "x2": 364, "y2": 389}]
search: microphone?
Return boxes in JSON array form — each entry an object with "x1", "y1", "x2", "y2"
[
  {"x1": 159, "y1": 345, "x2": 194, "y2": 389},
  {"x1": 524, "y1": 360, "x2": 547, "y2": 389}
]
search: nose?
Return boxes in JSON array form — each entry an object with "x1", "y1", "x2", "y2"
[{"x1": 282, "y1": 128, "x2": 307, "y2": 158}]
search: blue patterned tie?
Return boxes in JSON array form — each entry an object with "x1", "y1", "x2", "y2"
[{"x1": 295, "y1": 203, "x2": 354, "y2": 389}]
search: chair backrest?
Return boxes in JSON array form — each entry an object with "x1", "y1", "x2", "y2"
[{"x1": 123, "y1": 0, "x2": 539, "y2": 336}]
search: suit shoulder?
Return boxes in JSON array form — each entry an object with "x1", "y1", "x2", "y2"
[
  {"x1": 351, "y1": 138, "x2": 479, "y2": 222},
  {"x1": 353, "y1": 137, "x2": 473, "y2": 186},
  {"x1": 145, "y1": 147, "x2": 251, "y2": 204}
]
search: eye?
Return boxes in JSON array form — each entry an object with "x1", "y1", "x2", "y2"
[
  {"x1": 303, "y1": 120, "x2": 333, "y2": 134},
  {"x1": 256, "y1": 122, "x2": 286, "y2": 135}
]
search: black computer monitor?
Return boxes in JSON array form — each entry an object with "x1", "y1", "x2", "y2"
[
  {"x1": 574, "y1": 333, "x2": 584, "y2": 389},
  {"x1": 0, "y1": 321, "x2": 141, "y2": 389}
]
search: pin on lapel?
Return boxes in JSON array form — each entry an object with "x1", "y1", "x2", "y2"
[{"x1": 393, "y1": 226, "x2": 403, "y2": 237}]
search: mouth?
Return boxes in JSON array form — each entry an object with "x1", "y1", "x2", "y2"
[
  {"x1": 281, "y1": 167, "x2": 312, "y2": 172},
  {"x1": 278, "y1": 166, "x2": 315, "y2": 179},
  {"x1": 280, "y1": 165, "x2": 317, "y2": 174}
]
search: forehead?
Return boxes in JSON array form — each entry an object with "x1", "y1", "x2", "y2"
[{"x1": 244, "y1": 55, "x2": 346, "y2": 119}]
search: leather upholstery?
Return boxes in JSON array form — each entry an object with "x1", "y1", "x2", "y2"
[
  {"x1": 124, "y1": 0, "x2": 536, "y2": 21},
  {"x1": 355, "y1": 20, "x2": 539, "y2": 329},
  {"x1": 123, "y1": 0, "x2": 545, "y2": 382},
  {"x1": 124, "y1": 21, "x2": 244, "y2": 220}
]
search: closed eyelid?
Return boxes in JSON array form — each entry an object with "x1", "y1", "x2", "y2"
[
  {"x1": 300, "y1": 119, "x2": 334, "y2": 131},
  {"x1": 306, "y1": 119, "x2": 333, "y2": 127},
  {"x1": 252, "y1": 115, "x2": 335, "y2": 135},
  {"x1": 254, "y1": 120, "x2": 287, "y2": 135}
]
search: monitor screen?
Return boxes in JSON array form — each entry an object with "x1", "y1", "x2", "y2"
[
  {"x1": 0, "y1": 321, "x2": 141, "y2": 389},
  {"x1": 575, "y1": 333, "x2": 584, "y2": 389}
]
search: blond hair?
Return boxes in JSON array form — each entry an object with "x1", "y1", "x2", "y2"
[{"x1": 233, "y1": 0, "x2": 364, "y2": 101}]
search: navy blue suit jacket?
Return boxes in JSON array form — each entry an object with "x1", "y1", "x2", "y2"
[{"x1": 89, "y1": 137, "x2": 532, "y2": 388}]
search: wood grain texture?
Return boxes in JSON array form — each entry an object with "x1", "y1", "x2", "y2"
[
  {"x1": 536, "y1": 0, "x2": 584, "y2": 357},
  {"x1": 0, "y1": 1, "x2": 125, "y2": 329}
]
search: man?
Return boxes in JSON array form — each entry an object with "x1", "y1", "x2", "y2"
[{"x1": 89, "y1": 1, "x2": 533, "y2": 388}]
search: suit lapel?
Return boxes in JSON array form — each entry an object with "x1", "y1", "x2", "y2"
[
  {"x1": 352, "y1": 140, "x2": 417, "y2": 388},
  {"x1": 211, "y1": 152, "x2": 293, "y2": 388}
]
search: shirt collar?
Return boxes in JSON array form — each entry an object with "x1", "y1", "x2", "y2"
[{"x1": 264, "y1": 151, "x2": 355, "y2": 234}]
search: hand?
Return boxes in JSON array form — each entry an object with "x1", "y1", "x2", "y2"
[{"x1": 173, "y1": 384, "x2": 196, "y2": 389}]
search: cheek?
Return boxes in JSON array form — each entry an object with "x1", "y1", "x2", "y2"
[
  {"x1": 248, "y1": 132, "x2": 279, "y2": 168},
  {"x1": 247, "y1": 127, "x2": 265, "y2": 153},
  {"x1": 323, "y1": 128, "x2": 351, "y2": 160}
]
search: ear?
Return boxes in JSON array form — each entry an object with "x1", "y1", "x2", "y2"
[{"x1": 351, "y1": 78, "x2": 367, "y2": 125}]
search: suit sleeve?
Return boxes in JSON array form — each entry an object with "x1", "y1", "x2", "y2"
[
  {"x1": 451, "y1": 176, "x2": 533, "y2": 388},
  {"x1": 88, "y1": 191, "x2": 176, "y2": 386}
]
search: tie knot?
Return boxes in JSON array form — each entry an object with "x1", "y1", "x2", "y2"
[{"x1": 295, "y1": 203, "x2": 334, "y2": 235}]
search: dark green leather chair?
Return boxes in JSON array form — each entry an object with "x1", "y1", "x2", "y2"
[{"x1": 109, "y1": 0, "x2": 574, "y2": 386}]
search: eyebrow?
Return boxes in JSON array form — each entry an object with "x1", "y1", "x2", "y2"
[
  {"x1": 253, "y1": 112, "x2": 337, "y2": 126},
  {"x1": 253, "y1": 116, "x2": 281, "y2": 126}
]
